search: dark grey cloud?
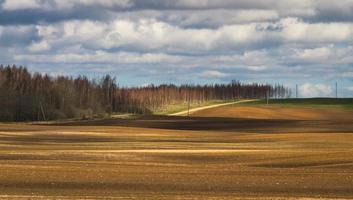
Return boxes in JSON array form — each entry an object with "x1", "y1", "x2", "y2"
[
  {"x1": 0, "y1": 25, "x2": 38, "y2": 46},
  {"x1": 131, "y1": 0, "x2": 292, "y2": 10},
  {"x1": 0, "y1": 6, "x2": 114, "y2": 25},
  {"x1": 1, "y1": 0, "x2": 353, "y2": 26},
  {"x1": 307, "y1": 8, "x2": 353, "y2": 23}
]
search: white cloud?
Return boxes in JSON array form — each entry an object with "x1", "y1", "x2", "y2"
[
  {"x1": 295, "y1": 46, "x2": 332, "y2": 61},
  {"x1": 1, "y1": 0, "x2": 353, "y2": 92},
  {"x1": 200, "y1": 70, "x2": 228, "y2": 78},
  {"x1": 53, "y1": 0, "x2": 133, "y2": 10},
  {"x1": 247, "y1": 66, "x2": 268, "y2": 71},
  {"x1": 292, "y1": 45, "x2": 353, "y2": 65},
  {"x1": 28, "y1": 18, "x2": 353, "y2": 56},
  {"x1": 209, "y1": 50, "x2": 275, "y2": 68},
  {"x1": 1, "y1": 0, "x2": 133, "y2": 11},
  {"x1": 340, "y1": 72, "x2": 353, "y2": 78},
  {"x1": 280, "y1": 18, "x2": 353, "y2": 43},
  {"x1": 1, "y1": 0, "x2": 43, "y2": 10},
  {"x1": 34, "y1": 19, "x2": 260, "y2": 53},
  {"x1": 28, "y1": 40, "x2": 51, "y2": 52},
  {"x1": 299, "y1": 83, "x2": 333, "y2": 97},
  {"x1": 14, "y1": 51, "x2": 184, "y2": 64}
]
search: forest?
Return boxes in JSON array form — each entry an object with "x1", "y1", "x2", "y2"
[{"x1": 0, "y1": 65, "x2": 291, "y2": 121}]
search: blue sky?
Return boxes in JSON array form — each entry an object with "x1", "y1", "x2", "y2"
[{"x1": 0, "y1": 0, "x2": 353, "y2": 97}]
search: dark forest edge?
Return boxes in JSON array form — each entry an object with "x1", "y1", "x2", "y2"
[{"x1": 0, "y1": 65, "x2": 291, "y2": 122}]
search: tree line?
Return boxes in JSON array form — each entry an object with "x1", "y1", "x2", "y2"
[{"x1": 0, "y1": 65, "x2": 291, "y2": 121}]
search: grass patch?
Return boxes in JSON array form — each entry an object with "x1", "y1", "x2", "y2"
[{"x1": 237, "y1": 98, "x2": 353, "y2": 110}]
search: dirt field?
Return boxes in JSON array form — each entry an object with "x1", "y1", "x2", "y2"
[{"x1": 1, "y1": 104, "x2": 353, "y2": 199}]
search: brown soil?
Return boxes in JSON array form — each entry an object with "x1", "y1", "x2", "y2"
[
  {"x1": 192, "y1": 105, "x2": 353, "y2": 121},
  {"x1": 0, "y1": 105, "x2": 353, "y2": 199}
]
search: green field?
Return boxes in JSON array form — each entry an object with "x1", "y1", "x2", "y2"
[{"x1": 237, "y1": 98, "x2": 353, "y2": 109}]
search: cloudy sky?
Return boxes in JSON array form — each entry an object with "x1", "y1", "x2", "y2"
[{"x1": 1, "y1": 0, "x2": 353, "y2": 97}]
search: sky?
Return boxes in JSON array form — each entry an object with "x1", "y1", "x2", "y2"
[{"x1": 0, "y1": 0, "x2": 353, "y2": 97}]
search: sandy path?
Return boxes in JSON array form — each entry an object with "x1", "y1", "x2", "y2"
[{"x1": 169, "y1": 99, "x2": 258, "y2": 116}]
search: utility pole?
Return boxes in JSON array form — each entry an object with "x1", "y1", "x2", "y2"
[
  {"x1": 266, "y1": 88, "x2": 269, "y2": 105},
  {"x1": 335, "y1": 82, "x2": 338, "y2": 98},
  {"x1": 39, "y1": 102, "x2": 46, "y2": 121},
  {"x1": 187, "y1": 89, "x2": 191, "y2": 117},
  {"x1": 295, "y1": 84, "x2": 298, "y2": 98}
]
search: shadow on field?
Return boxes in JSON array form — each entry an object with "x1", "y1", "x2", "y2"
[
  {"x1": 45, "y1": 115, "x2": 310, "y2": 133},
  {"x1": 0, "y1": 133, "x2": 119, "y2": 145},
  {"x1": 34, "y1": 113, "x2": 353, "y2": 133}
]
